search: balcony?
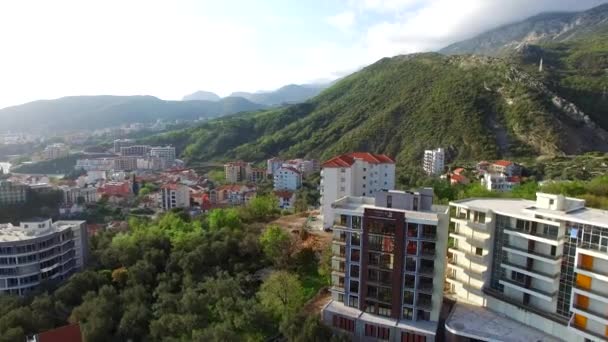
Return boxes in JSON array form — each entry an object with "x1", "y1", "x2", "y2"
[
  {"x1": 502, "y1": 244, "x2": 561, "y2": 264},
  {"x1": 498, "y1": 277, "x2": 556, "y2": 301},
  {"x1": 568, "y1": 314, "x2": 607, "y2": 341},
  {"x1": 417, "y1": 298, "x2": 433, "y2": 311},
  {"x1": 503, "y1": 226, "x2": 561, "y2": 245},
  {"x1": 500, "y1": 261, "x2": 559, "y2": 281},
  {"x1": 332, "y1": 254, "x2": 346, "y2": 261},
  {"x1": 573, "y1": 285, "x2": 608, "y2": 303},
  {"x1": 572, "y1": 304, "x2": 608, "y2": 323}
]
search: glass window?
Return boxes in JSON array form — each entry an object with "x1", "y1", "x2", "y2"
[
  {"x1": 351, "y1": 249, "x2": 360, "y2": 262},
  {"x1": 403, "y1": 291, "x2": 414, "y2": 305},
  {"x1": 352, "y1": 216, "x2": 361, "y2": 230},
  {"x1": 403, "y1": 307, "x2": 414, "y2": 320},
  {"x1": 350, "y1": 265, "x2": 360, "y2": 278},
  {"x1": 350, "y1": 280, "x2": 359, "y2": 293},
  {"x1": 475, "y1": 247, "x2": 483, "y2": 256},
  {"x1": 407, "y1": 223, "x2": 418, "y2": 238}
]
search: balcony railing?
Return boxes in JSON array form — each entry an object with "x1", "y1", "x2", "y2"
[
  {"x1": 503, "y1": 226, "x2": 561, "y2": 241},
  {"x1": 499, "y1": 277, "x2": 557, "y2": 298},
  {"x1": 501, "y1": 260, "x2": 559, "y2": 279},
  {"x1": 502, "y1": 243, "x2": 561, "y2": 262},
  {"x1": 573, "y1": 304, "x2": 608, "y2": 321}
]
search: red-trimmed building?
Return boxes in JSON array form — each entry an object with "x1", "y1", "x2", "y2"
[{"x1": 320, "y1": 152, "x2": 396, "y2": 230}]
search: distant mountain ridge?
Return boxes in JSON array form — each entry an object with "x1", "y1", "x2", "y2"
[
  {"x1": 0, "y1": 95, "x2": 266, "y2": 132},
  {"x1": 440, "y1": 3, "x2": 608, "y2": 56},
  {"x1": 183, "y1": 83, "x2": 330, "y2": 107},
  {"x1": 182, "y1": 91, "x2": 221, "y2": 102}
]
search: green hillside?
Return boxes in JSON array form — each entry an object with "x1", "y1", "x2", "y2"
[{"x1": 151, "y1": 52, "x2": 608, "y2": 180}]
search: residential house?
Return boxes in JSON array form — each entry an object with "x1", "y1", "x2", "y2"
[
  {"x1": 273, "y1": 166, "x2": 302, "y2": 191},
  {"x1": 274, "y1": 190, "x2": 296, "y2": 210},
  {"x1": 481, "y1": 173, "x2": 521, "y2": 192},
  {"x1": 159, "y1": 183, "x2": 190, "y2": 211},
  {"x1": 489, "y1": 160, "x2": 521, "y2": 177},
  {"x1": 423, "y1": 148, "x2": 445, "y2": 176}
]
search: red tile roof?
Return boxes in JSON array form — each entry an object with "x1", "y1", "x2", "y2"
[
  {"x1": 450, "y1": 174, "x2": 468, "y2": 183},
  {"x1": 273, "y1": 190, "x2": 294, "y2": 199},
  {"x1": 493, "y1": 160, "x2": 513, "y2": 167},
  {"x1": 321, "y1": 152, "x2": 395, "y2": 168},
  {"x1": 453, "y1": 167, "x2": 465, "y2": 175},
  {"x1": 38, "y1": 323, "x2": 82, "y2": 342}
]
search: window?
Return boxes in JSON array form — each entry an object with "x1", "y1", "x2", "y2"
[
  {"x1": 413, "y1": 198, "x2": 418, "y2": 211},
  {"x1": 403, "y1": 307, "x2": 414, "y2": 320},
  {"x1": 348, "y1": 296, "x2": 358, "y2": 308},
  {"x1": 350, "y1": 265, "x2": 360, "y2": 278},
  {"x1": 365, "y1": 324, "x2": 376, "y2": 337},
  {"x1": 387, "y1": 195, "x2": 392, "y2": 208},
  {"x1": 351, "y1": 249, "x2": 360, "y2": 262},
  {"x1": 511, "y1": 271, "x2": 525, "y2": 284},
  {"x1": 403, "y1": 291, "x2": 414, "y2": 305},
  {"x1": 551, "y1": 245, "x2": 556, "y2": 256},
  {"x1": 332, "y1": 315, "x2": 354, "y2": 332},
  {"x1": 475, "y1": 247, "x2": 483, "y2": 256},
  {"x1": 417, "y1": 310, "x2": 431, "y2": 321},
  {"x1": 363, "y1": 176, "x2": 366, "y2": 180},
  {"x1": 363, "y1": 168, "x2": 367, "y2": 171},
  {"x1": 350, "y1": 280, "x2": 359, "y2": 293},
  {"x1": 549, "y1": 199, "x2": 554, "y2": 205},
  {"x1": 402, "y1": 332, "x2": 427, "y2": 342}
]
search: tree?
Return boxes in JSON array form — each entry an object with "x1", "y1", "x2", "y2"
[
  {"x1": 208, "y1": 208, "x2": 242, "y2": 230},
  {"x1": 258, "y1": 271, "x2": 305, "y2": 323},
  {"x1": 259, "y1": 225, "x2": 293, "y2": 268}
]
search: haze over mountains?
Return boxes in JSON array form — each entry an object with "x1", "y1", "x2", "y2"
[{"x1": 182, "y1": 83, "x2": 331, "y2": 106}]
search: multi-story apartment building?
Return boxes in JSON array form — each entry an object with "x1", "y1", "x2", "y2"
[
  {"x1": 481, "y1": 173, "x2": 521, "y2": 192},
  {"x1": 422, "y1": 148, "x2": 445, "y2": 176},
  {"x1": 445, "y1": 192, "x2": 608, "y2": 341},
  {"x1": 160, "y1": 183, "x2": 190, "y2": 211},
  {"x1": 59, "y1": 186, "x2": 97, "y2": 205},
  {"x1": 114, "y1": 156, "x2": 138, "y2": 171},
  {"x1": 0, "y1": 180, "x2": 28, "y2": 205},
  {"x1": 150, "y1": 146, "x2": 176, "y2": 169},
  {"x1": 249, "y1": 168, "x2": 266, "y2": 183},
  {"x1": 267, "y1": 157, "x2": 284, "y2": 175},
  {"x1": 212, "y1": 184, "x2": 257, "y2": 205},
  {"x1": 273, "y1": 166, "x2": 302, "y2": 191},
  {"x1": 0, "y1": 219, "x2": 88, "y2": 296},
  {"x1": 113, "y1": 139, "x2": 135, "y2": 153},
  {"x1": 320, "y1": 152, "x2": 396, "y2": 230},
  {"x1": 120, "y1": 145, "x2": 151, "y2": 157},
  {"x1": 322, "y1": 189, "x2": 449, "y2": 341},
  {"x1": 41, "y1": 143, "x2": 70, "y2": 161},
  {"x1": 224, "y1": 161, "x2": 251, "y2": 183}
]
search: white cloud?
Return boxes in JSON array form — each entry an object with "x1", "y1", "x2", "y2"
[{"x1": 326, "y1": 11, "x2": 357, "y2": 32}]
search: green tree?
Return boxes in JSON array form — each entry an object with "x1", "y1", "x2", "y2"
[
  {"x1": 258, "y1": 271, "x2": 305, "y2": 323},
  {"x1": 259, "y1": 225, "x2": 293, "y2": 268}
]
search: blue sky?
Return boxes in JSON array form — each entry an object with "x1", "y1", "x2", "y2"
[{"x1": 0, "y1": 0, "x2": 605, "y2": 108}]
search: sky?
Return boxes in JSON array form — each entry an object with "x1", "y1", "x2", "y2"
[{"x1": 0, "y1": 0, "x2": 605, "y2": 109}]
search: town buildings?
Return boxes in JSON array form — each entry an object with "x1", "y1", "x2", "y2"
[
  {"x1": 97, "y1": 181, "x2": 132, "y2": 198},
  {"x1": 481, "y1": 173, "x2": 521, "y2": 192},
  {"x1": 113, "y1": 139, "x2": 135, "y2": 153},
  {"x1": 249, "y1": 167, "x2": 266, "y2": 183},
  {"x1": 0, "y1": 219, "x2": 88, "y2": 296},
  {"x1": 488, "y1": 160, "x2": 520, "y2": 177},
  {"x1": 274, "y1": 190, "x2": 296, "y2": 210},
  {"x1": 224, "y1": 161, "x2": 251, "y2": 183},
  {"x1": 75, "y1": 158, "x2": 115, "y2": 172},
  {"x1": 120, "y1": 145, "x2": 151, "y2": 157},
  {"x1": 267, "y1": 157, "x2": 284, "y2": 175},
  {"x1": 59, "y1": 186, "x2": 97, "y2": 205},
  {"x1": 445, "y1": 192, "x2": 608, "y2": 341},
  {"x1": 0, "y1": 180, "x2": 28, "y2": 205},
  {"x1": 150, "y1": 146, "x2": 176, "y2": 169},
  {"x1": 320, "y1": 152, "x2": 396, "y2": 230},
  {"x1": 273, "y1": 166, "x2": 302, "y2": 191},
  {"x1": 212, "y1": 185, "x2": 256, "y2": 205},
  {"x1": 422, "y1": 148, "x2": 445, "y2": 176},
  {"x1": 160, "y1": 183, "x2": 190, "y2": 211},
  {"x1": 114, "y1": 157, "x2": 138, "y2": 171},
  {"x1": 41, "y1": 143, "x2": 70, "y2": 161},
  {"x1": 322, "y1": 189, "x2": 449, "y2": 341},
  {"x1": 267, "y1": 157, "x2": 318, "y2": 177}
]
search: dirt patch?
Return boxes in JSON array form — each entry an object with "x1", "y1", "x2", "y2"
[{"x1": 302, "y1": 288, "x2": 331, "y2": 316}]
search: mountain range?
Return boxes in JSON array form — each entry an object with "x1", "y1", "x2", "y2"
[
  {"x1": 0, "y1": 95, "x2": 265, "y2": 132},
  {"x1": 148, "y1": 3, "x2": 608, "y2": 180},
  {"x1": 183, "y1": 83, "x2": 330, "y2": 106},
  {"x1": 441, "y1": 4, "x2": 608, "y2": 56}
]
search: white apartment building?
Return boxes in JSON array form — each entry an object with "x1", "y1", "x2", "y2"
[
  {"x1": 159, "y1": 183, "x2": 190, "y2": 211},
  {"x1": 0, "y1": 219, "x2": 88, "y2": 296},
  {"x1": 273, "y1": 166, "x2": 302, "y2": 191},
  {"x1": 423, "y1": 148, "x2": 445, "y2": 176},
  {"x1": 59, "y1": 186, "x2": 97, "y2": 205},
  {"x1": 445, "y1": 193, "x2": 608, "y2": 341},
  {"x1": 267, "y1": 157, "x2": 284, "y2": 175},
  {"x1": 114, "y1": 156, "x2": 138, "y2": 171},
  {"x1": 267, "y1": 157, "x2": 318, "y2": 176},
  {"x1": 320, "y1": 153, "x2": 396, "y2": 230},
  {"x1": 41, "y1": 143, "x2": 69, "y2": 161},
  {"x1": 150, "y1": 146, "x2": 176, "y2": 169},
  {"x1": 120, "y1": 145, "x2": 151, "y2": 157},
  {"x1": 224, "y1": 161, "x2": 251, "y2": 183},
  {"x1": 481, "y1": 173, "x2": 521, "y2": 192},
  {"x1": 322, "y1": 189, "x2": 449, "y2": 341}
]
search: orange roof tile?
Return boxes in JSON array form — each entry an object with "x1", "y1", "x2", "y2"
[
  {"x1": 493, "y1": 160, "x2": 513, "y2": 167},
  {"x1": 38, "y1": 323, "x2": 82, "y2": 342},
  {"x1": 322, "y1": 152, "x2": 395, "y2": 168}
]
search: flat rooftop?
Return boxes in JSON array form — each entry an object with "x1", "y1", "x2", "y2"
[
  {"x1": 450, "y1": 198, "x2": 608, "y2": 228},
  {"x1": 0, "y1": 220, "x2": 84, "y2": 242},
  {"x1": 332, "y1": 196, "x2": 448, "y2": 221},
  {"x1": 445, "y1": 302, "x2": 562, "y2": 342}
]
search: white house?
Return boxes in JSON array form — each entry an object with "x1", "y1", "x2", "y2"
[
  {"x1": 273, "y1": 166, "x2": 302, "y2": 191},
  {"x1": 320, "y1": 152, "x2": 395, "y2": 229},
  {"x1": 274, "y1": 190, "x2": 296, "y2": 210},
  {"x1": 481, "y1": 173, "x2": 521, "y2": 192},
  {"x1": 160, "y1": 183, "x2": 190, "y2": 211}
]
